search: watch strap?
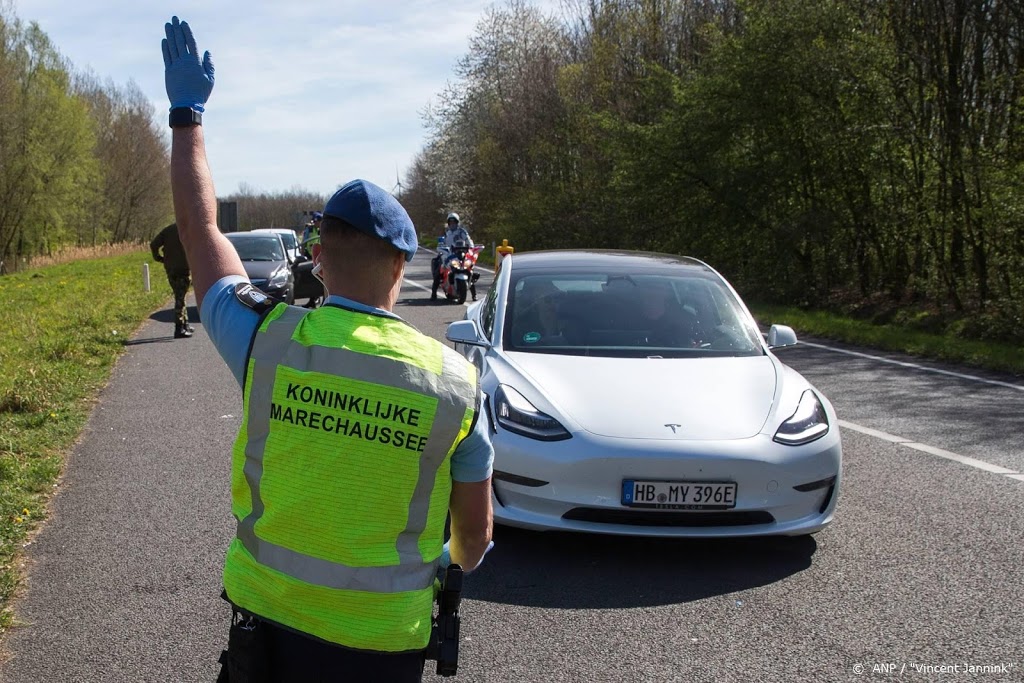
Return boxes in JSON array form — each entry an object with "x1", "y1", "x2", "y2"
[{"x1": 169, "y1": 107, "x2": 203, "y2": 128}]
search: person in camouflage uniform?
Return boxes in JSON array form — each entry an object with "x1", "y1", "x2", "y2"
[{"x1": 150, "y1": 223, "x2": 194, "y2": 338}]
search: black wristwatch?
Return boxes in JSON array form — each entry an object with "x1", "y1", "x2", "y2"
[{"x1": 168, "y1": 106, "x2": 203, "y2": 128}]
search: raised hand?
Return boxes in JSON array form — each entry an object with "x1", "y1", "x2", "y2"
[{"x1": 162, "y1": 16, "x2": 215, "y2": 111}]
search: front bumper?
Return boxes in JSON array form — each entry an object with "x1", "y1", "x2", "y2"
[{"x1": 489, "y1": 427, "x2": 842, "y2": 538}]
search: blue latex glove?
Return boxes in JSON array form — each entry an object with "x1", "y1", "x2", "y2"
[
  {"x1": 439, "y1": 541, "x2": 452, "y2": 568},
  {"x1": 439, "y1": 540, "x2": 494, "y2": 572},
  {"x1": 162, "y1": 16, "x2": 215, "y2": 111}
]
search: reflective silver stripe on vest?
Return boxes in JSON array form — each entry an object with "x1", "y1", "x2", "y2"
[{"x1": 238, "y1": 305, "x2": 476, "y2": 594}]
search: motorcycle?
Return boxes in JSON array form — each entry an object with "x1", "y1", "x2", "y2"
[{"x1": 438, "y1": 243, "x2": 483, "y2": 305}]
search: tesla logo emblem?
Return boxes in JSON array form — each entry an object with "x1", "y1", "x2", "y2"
[{"x1": 665, "y1": 423, "x2": 681, "y2": 434}]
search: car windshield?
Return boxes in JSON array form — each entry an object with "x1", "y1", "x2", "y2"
[
  {"x1": 503, "y1": 271, "x2": 764, "y2": 358},
  {"x1": 227, "y1": 234, "x2": 286, "y2": 261}
]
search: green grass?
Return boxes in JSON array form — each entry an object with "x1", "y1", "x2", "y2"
[
  {"x1": 749, "y1": 303, "x2": 1024, "y2": 375},
  {"x1": 0, "y1": 251, "x2": 170, "y2": 633}
]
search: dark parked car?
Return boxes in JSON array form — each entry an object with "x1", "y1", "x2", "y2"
[
  {"x1": 250, "y1": 228, "x2": 323, "y2": 306},
  {"x1": 224, "y1": 231, "x2": 294, "y2": 304},
  {"x1": 291, "y1": 255, "x2": 325, "y2": 307},
  {"x1": 251, "y1": 228, "x2": 301, "y2": 264}
]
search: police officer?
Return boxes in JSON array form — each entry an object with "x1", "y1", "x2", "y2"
[
  {"x1": 430, "y1": 213, "x2": 475, "y2": 301},
  {"x1": 149, "y1": 222, "x2": 194, "y2": 338},
  {"x1": 301, "y1": 211, "x2": 322, "y2": 255},
  {"x1": 161, "y1": 16, "x2": 494, "y2": 682}
]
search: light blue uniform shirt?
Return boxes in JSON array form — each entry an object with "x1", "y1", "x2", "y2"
[{"x1": 201, "y1": 275, "x2": 493, "y2": 482}]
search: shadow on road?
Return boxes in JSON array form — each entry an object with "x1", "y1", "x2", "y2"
[
  {"x1": 465, "y1": 525, "x2": 817, "y2": 609},
  {"x1": 122, "y1": 337, "x2": 176, "y2": 347},
  {"x1": 149, "y1": 305, "x2": 201, "y2": 324}
]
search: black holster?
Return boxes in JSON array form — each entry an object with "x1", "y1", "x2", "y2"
[
  {"x1": 218, "y1": 603, "x2": 272, "y2": 683},
  {"x1": 425, "y1": 564, "x2": 463, "y2": 677}
]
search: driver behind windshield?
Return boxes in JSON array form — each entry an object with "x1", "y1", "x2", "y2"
[
  {"x1": 637, "y1": 281, "x2": 697, "y2": 348},
  {"x1": 511, "y1": 279, "x2": 564, "y2": 346}
]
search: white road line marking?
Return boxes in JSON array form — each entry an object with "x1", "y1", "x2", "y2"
[
  {"x1": 839, "y1": 419, "x2": 1020, "y2": 479},
  {"x1": 836, "y1": 420, "x2": 905, "y2": 444},
  {"x1": 402, "y1": 278, "x2": 432, "y2": 293},
  {"x1": 797, "y1": 340, "x2": 1024, "y2": 392},
  {"x1": 903, "y1": 442, "x2": 1018, "y2": 475}
]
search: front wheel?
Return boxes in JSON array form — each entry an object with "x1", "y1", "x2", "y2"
[{"x1": 455, "y1": 278, "x2": 467, "y2": 304}]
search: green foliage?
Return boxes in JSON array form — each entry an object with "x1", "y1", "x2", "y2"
[
  {"x1": 750, "y1": 303, "x2": 1024, "y2": 375},
  {"x1": 0, "y1": 6, "x2": 172, "y2": 267},
  {"x1": 0, "y1": 250, "x2": 169, "y2": 632},
  {"x1": 408, "y1": 0, "x2": 1024, "y2": 346}
]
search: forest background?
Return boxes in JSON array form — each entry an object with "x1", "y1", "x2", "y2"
[{"x1": 3, "y1": 0, "x2": 1023, "y2": 344}]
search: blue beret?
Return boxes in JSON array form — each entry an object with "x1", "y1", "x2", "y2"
[{"x1": 322, "y1": 180, "x2": 417, "y2": 262}]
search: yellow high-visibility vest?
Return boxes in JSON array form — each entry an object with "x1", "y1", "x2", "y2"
[{"x1": 223, "y1": 303, "x2": 478, "y2": 652}]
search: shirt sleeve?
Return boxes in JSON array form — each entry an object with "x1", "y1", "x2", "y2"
[
  {"x1": 199, "y1": 275, "x2": 262, "y2": 388},
  {"x1": 449, "y1": 402, "x2": 494, "y2": 483}
]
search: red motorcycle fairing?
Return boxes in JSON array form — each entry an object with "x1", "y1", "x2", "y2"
[{"x1": 439, "y1": 245, "x2": 483, "y2": 304}]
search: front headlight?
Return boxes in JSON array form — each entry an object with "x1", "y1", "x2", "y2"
[
  {"x1": 494, "y1": 384, "x2": 571, "y2": 441},
  {"x1": 268, "y1": 267, "x2": 290, "y2": 287},
  {"x1": 773, "y1": 390, "x2": 829, "y2": 445}
]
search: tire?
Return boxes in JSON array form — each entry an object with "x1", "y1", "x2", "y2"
[{"x1": 455, "y1": 279, "x2": 467, "y2": 304}]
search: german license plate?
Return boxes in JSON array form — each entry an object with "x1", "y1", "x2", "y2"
[{"x1": 622, "y1": 480, "x2": 737, "y2": 510}]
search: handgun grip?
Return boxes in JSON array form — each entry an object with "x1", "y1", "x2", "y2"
[{"x1": 440, "y1": 565, "x2": 464, "y2": 613}]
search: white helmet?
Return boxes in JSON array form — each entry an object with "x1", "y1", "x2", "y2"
[{"x1": 446, "y1": 212, "x2": 460, "y2": 224}]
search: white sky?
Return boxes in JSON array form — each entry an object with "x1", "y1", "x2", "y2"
[{"x1": 11, "y1": 0, "x2": 561, "y2": 198}]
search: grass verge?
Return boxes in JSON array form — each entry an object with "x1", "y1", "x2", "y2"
[
  {"x1": 749, "y1": 303, "x2": 1024, "y2": 376},
  {"x1": 0, "y1": 250, "x2": 169, "y2": 634}
]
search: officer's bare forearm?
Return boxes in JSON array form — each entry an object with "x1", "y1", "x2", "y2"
[
  {"x1": 448, "y1": 478, "x2": 493, "y2": 570},
  {"x1": 170, "y1": 125, "x2": 245, "y2": 310},
  {"x1": 449, "y1": 533, "x2": 491, "y2": 571}
]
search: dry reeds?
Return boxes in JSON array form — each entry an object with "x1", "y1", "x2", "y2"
[{"x1": 4, "y1": 242, "x2": 145, "y2": 272}]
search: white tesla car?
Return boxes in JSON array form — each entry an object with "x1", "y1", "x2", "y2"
[{"x1": 446, "y1": 250, "x2": 842, "y2": 537}]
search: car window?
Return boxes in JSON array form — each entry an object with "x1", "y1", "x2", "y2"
[
  {"x1": 227, "y1": 235, "x2": 286, "y2": 261},
  {"x1": 277, "y1": 232, "x2": 298, "y2": 250},
  {"x1": 503, "y1": 271, "x2": 763, "y2": 358}
]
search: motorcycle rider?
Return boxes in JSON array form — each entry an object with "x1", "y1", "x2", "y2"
[{"x1": 431, "y1": 212, "x2": 477, "y2": 301}]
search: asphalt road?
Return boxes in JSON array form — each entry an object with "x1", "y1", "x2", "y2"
[{"x1": 2, "y1": 248, "x2": 1022, "y2": 682}]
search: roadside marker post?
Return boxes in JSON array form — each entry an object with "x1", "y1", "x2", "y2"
[
  {"x1": 496, "y1": 239, "x2": 514, "y2": 272},
  {"x1": 142, "y1": 263, "x2": 151, "y2": 292}
]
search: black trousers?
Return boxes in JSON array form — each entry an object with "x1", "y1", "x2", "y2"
[{"x1": 218, "y1": 612, "x2": 425, "y2": 683}]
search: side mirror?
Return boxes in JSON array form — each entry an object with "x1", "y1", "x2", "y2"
[
  {"x1": 446, "y1": 320, "x2": 490, "y2": 347},
  {"x1": 766, "y1": 324, "x2": 798, "y2": 349}
]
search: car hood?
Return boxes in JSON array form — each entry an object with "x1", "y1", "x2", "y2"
[
  {"x1": 242, "y1": 260, "x2": 286, "y2": 281},
  {"x1": 504, "y1": 352, "x2": 778, "y2": 440}
]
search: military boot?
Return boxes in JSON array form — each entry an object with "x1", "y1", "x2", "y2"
[{"x1": 174, "y1": 322, "x2": 193, "y2": 339}]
